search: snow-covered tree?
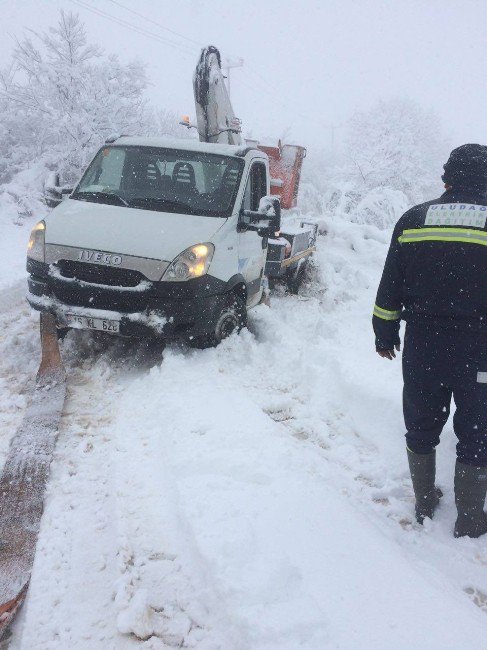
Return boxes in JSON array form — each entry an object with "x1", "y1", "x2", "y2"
[
  {"x1": 344, "y1": 98, "x2": 448, "y2": 205},
  {"x1": 0, "y1": 11, "x2": 150, "y2": 186},
  {"x1": 154, "y1": 108, "x2": 194, "y2": 140},
  {"x1": 0, "y1": 11, "x2": 192, "y2": 221}
]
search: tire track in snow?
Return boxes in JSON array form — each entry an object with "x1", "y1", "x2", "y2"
[
  {"x1": 0, "y1": 282, "x2": 40, "y2": 464},
  {"x1": 9, "y1": 338, "x2": 128, "y2": 649},
  {"x1": 0, "y1": 314, "x2": 168, "y2": 649},
  {"x1": 2, "y1": 313, "x2": 230, "y2": 648},
  {"x1": 0, "y1": 284, "x2": 234, "y2": 649},
  {"x1": 111, "y1": 383, "x2": 239, "y2": 648}
]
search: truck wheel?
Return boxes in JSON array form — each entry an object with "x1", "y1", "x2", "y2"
[
  {"x1": 189, "y1": 293, "x2": 247, "y2": 349},
  {"x1": 57, "y1": 327, "x2": 70, "y2": 341},
  {"x1": 286, "y1": 260, "x2": 307, "y2": 295}
]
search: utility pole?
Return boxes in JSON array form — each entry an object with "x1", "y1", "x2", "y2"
[
  {"x1": 223, "y1": 57, "x2": 244, "y2": 98},
  {"x1": 327, "y1": 123, "x2": 344, "y2": 155}
]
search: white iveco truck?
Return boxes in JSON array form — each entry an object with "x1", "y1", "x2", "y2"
[{"x1": 27, "y1": 46, "x2": 316, "y2": 346}]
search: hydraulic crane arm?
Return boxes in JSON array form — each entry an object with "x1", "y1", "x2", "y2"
[
  {"x1": 190, "y1": 45, "x2": 306, "y2": 209},
  {"x1": 193, "y1": 46, "x2": 242, "y2": 145}
]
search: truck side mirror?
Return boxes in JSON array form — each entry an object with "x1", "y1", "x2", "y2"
[
  {"x1": 61, "y1": 187, "x2": 74, "y2": 200},
  {"x1": 258, "y1": 196, "x2": 281, "y2": 233},
  {"x1": 43, "y1": 172, "x2": 73, "y2": 207},
  {"x1": 240, "y1": 196, "x2": 281, "y2": 237},
  {"x1": 44, "y1": 172, "x2": 62, "y2": 208}
]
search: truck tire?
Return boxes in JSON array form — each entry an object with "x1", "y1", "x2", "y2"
[
  {"x1": 189, "y1": 293, "x2": 247, "y2": 349},
  {"x1": 286, "y1": 259, "x2": 307, "y2": 294},
  {"x1": 57, "y1": 327, "x2": 70, "y2": 341}
]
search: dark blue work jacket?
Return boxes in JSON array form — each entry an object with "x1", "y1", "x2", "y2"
[{"x1": 373, "y1": 188, "x2": 487, "y2": 350}]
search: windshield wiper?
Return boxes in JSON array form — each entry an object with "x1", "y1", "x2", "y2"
[
  {"x1": 129, "y1": 197, "x2": 191, "y2": 211},
  {"x1": 72, "y1": 191, "x2": 129, "y2": 206}
]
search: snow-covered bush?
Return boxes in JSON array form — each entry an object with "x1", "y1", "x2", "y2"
[
  {"x1": 347, "y1": 186, "x2": 409, "y2": 229},
  {"x1": 154, "y1": 108, "x2": 194, "y2": 140}
]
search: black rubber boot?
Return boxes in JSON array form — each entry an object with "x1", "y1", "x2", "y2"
[
  {"x1": 407, "y1": 448, "x2": 442, "y2": 524},
  {"x1": 454, "y1": 461, "x2": 487, "y2": 539}
]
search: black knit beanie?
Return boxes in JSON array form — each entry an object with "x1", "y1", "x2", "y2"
[{"x1": 442, "y1": 143, "x2": 487, "y2": 191}]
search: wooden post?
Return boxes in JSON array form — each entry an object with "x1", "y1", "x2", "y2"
[{"x1": 37, "y1": 312, "x2": 64, "y2": 383}]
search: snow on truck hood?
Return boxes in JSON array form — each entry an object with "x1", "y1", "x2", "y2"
[{"x1": 45, "y1": 198, "x2": 225, "y2": 262}]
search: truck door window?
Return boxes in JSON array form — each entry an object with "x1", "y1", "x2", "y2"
[
  {"x1": 83, "y1": 148, "x2": 126, "y2": 191},
  {"x1": 242, "y1": 162, "x2": 267, "y2": 219}
]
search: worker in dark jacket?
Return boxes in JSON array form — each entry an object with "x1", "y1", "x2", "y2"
[{"x1": 373, "y1": 144, "x2": 487, "y2": 538}]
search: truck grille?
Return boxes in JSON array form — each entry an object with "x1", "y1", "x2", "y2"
[
  {"x1": 56, "y1": 260, "x2": 145, "y2": 287},
  {"x1": 51, "y1": 282, "x2": 150, "y2": 312}
]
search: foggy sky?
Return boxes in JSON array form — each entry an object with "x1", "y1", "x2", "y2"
[{"x1": 2, "y1": 0, "x2": 487, "y2": 152}]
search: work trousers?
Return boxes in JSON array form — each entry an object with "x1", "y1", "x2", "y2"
[{"x1": 403, "y1": 323, "x2": 487, "y2": 467}]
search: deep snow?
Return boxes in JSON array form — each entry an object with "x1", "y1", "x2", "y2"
[{"x1": 0, "y1": 211, "x2": 486, "y2": 649}]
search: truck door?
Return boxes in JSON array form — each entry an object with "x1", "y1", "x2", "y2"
[{"x1": 238, "y1": 161, "x2": 268, "y2": 307}]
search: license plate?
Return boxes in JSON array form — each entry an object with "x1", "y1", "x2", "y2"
[{"x1": 66, "y1": 314, "x2": 120, "y2": 334}]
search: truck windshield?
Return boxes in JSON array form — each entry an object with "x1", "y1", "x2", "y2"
[{"x1": 71, "y1": 145, "x2": 244, "y2": 218}]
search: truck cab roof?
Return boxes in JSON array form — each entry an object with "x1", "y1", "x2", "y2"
[{"x1": 111, "y1": 136, "x2": 264, "y2": 160}]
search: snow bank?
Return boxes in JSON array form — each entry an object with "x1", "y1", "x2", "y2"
[
  {"x1": 0, "y1": 161, "x2": 50, "y2": 289},
  {"x1": 103, "y1": 217, "x2": 487, "y2": 649},
  {"x1": 298, "y1": 177, "x2": 411, "y2": 230},
  {"x1": 0, "y1": 209, "x2": 40, "y2": 290}
]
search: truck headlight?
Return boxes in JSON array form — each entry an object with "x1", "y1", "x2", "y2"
[
  {"x1": 162, "y1": 243, "x2": 215, "y2": 282},
  {"x1": 27, "y1": 221, "x2": 46, "y2": 262}
]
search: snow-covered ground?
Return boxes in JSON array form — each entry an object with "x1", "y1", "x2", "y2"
[{"x1": 1, "y1": 212, "x2": 487, "y2": 649}]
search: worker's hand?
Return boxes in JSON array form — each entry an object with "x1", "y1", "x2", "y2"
[{"x1": 377, "y1": 343, "x2": 401, "y2": 360}]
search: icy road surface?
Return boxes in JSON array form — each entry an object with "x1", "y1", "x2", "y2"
[{"x1": 1, "y1": 217, "x2": 487, "y2": 649}]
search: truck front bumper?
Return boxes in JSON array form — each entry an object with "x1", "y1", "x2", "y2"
[{"x1": 27, "y1": 260, "x2": 229, "y2": 340}]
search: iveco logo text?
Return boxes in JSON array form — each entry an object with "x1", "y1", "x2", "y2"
[{"x1": 78, "y1": 250, "x2": 122, "y2": 265}]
